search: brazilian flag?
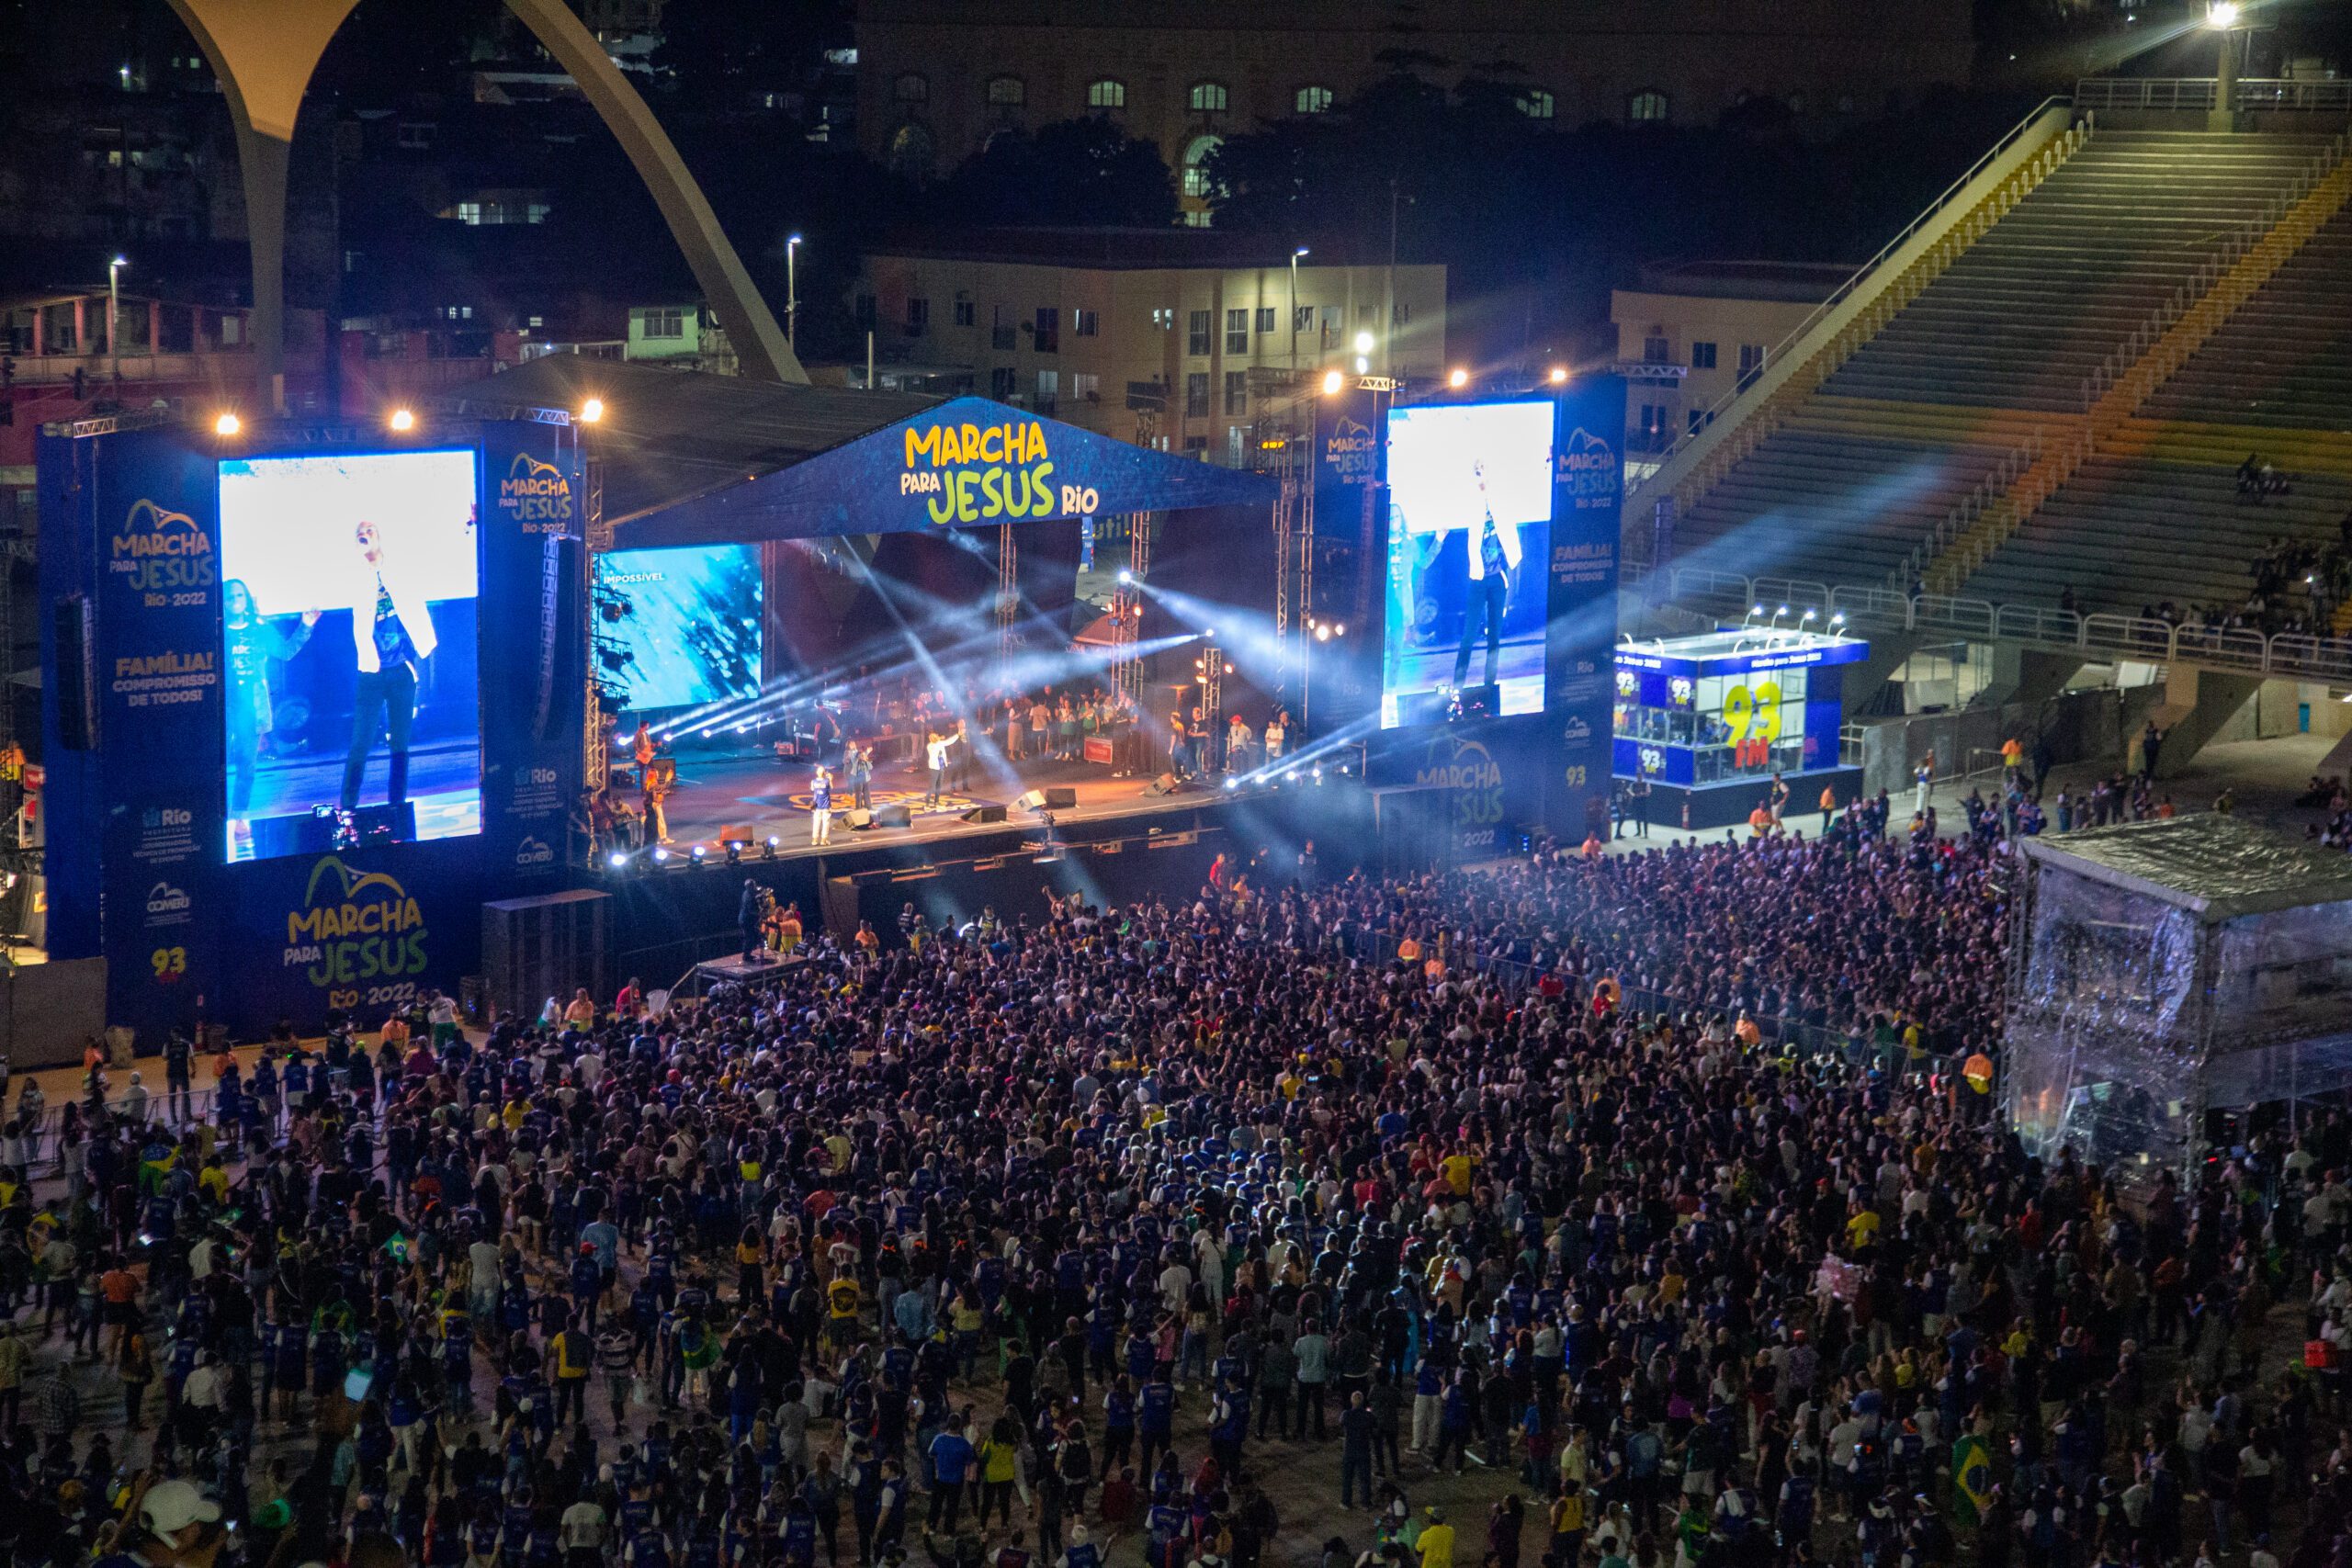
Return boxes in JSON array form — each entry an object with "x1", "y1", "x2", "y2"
[{"x1": 1951, "y1": 1432, "x2": 1994, "y2": 1526}]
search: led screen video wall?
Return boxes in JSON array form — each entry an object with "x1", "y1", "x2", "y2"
[{"x1": 595, "y1": 545, "x2": 763, "y2": 712}]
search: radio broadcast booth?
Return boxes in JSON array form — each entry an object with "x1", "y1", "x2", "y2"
[{"x1": 1612, "y1": 623, "x2": 1868, "y2": 829}]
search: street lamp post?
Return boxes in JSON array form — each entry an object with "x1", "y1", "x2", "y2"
[
  {"x1": 107, "y1": 254, "x2": 126, "y2": 381},
  {"x1": 2208, "y1": 2, "x2": 2244, "y2": 130},
  {"x1": 1289, "y1": 246, "x2": 1308, "y2": 374},
  {"x1": 786, "y1": 234, "x2": 803, "y2": 347}
]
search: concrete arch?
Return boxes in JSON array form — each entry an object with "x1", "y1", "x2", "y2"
[{"x1": 164, "y1": 0, "x2": 806, "y2": 409}]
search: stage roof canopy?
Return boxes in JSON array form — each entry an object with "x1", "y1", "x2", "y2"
[{"x1": 447, "y1": 357, "x2": 1276, "y2": 549}]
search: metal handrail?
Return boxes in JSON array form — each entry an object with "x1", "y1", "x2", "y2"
[
  {"x1": 1663, "y1": 570, "x2": 2352, "y2": 683},
  {"x1": 2076, "y1": 77, "x2": 2352, "y2": 114},
  {"x1": 1623, "y1": 96, "x2": 2075, "y2": 504}
]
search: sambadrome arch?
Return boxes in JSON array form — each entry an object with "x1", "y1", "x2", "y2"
[{"x1": 162, "y1": 0, "x2": 807, "y2": 405}]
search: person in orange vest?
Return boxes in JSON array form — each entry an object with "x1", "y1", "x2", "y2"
[
  {"x1": 1819, "y1": 784, "x2": 1838, "y2": 835},
  {"x1": 1748, "y1": 800, "x2": 1776, "y2": 838}
]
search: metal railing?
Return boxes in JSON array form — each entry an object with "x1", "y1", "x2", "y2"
[
  {"x1": 1660, "y1": 565, "x2": 2352, "y2": 684},
  {"x1": 2076, "y1": 77, "x2": 2352, "y2": 114},
  {"x1": 1623, "y1": 96, "x2": 2078, "y2": 511}
]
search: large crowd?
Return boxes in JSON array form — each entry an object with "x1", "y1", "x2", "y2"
[{"x1": 19, "y1": 821, "x2": 2352, "y2": 1568}]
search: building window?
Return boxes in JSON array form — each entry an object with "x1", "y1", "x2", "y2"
[
  {"x1": 1183, "y1": 434, "x2": 1208, "y2": 455},
  {"x1": 1690, "y1": 340, "x2": 1717, "y2": 369},
  {"x1": 1224, "y1": 370, "x2": 1249, "y2": 415},
  {"x1": 1226, "y1": 309, "x2": 1249, "y2": 355},
  {"x1": 1153, "y1": 307, "x2": 1175, "y2": 332},
  {"x1": 1519, "y1": 89, "x2": 1555, "y2": 120},
  {"x1": 454, "y1": 201, "x2": 483, "y2": 225},
  {"x1": 1185, "y1": 372, "x2": 1210, "y2": 418},
  {"x1": 954, "y1": 299, "x2": 976, "y2": 327},
  {"x1": 1737, "y1": 343, "x2": 1765, "y2": 387},
  {"x1": 1295, "y1": 85, "x2": 1333, "y2": 115},
  {"x1": 1182, "y1": 134, "x2": 1222, "y2": 200},
  {"x1": 1072, "y1": 371, "x2": 1102, "y2": 403},
  {"x1": 986, "y1": 74, "x2": 1025, "y2": 107},
  {"x1": 1627, "y1": 89, "x2": 1669, "y2": 123},
  {"x1": 643, "y1": 307, "x2": 684, "y2": 339},
  {"x1": 1035, "y1": 370, "x2": 1058, "y2": 413},
  {"x1": 990, "y1": 367, "x2": 1017, "y2": 399},
  {"x1": 1188, "y1": 81, "x2": 1228, "y2": 113},
  {"x1": 893, "y1": 73, "x2": 928, "y2": 104},
  {"x1": 1227, "y1": 426, "x2": 1247, "y2": 466},
  {"x1": 1294, "y1": 304, "x2": 1314, "y2": 334},
  {"x1": 1688, "y1": 409, "x2": 1710, "y2": 435},
  {"x1": 1636, "y1": 403, "x2": 1668, "y2": 453},
  {"x1": 888, "y1": 123, "x2": 934, "y2": 180},
  {"x1": 991, "y1": 304, "x2": 1016, "y2": 352},
  {"x1": 1073, "y1": 308, "x2": 1100, "y2": 338},
  {"x1": 1254, "y1": 306, "x2": 1276, "y2": 334},
  {"x1": 905, "y1": 298, "x2": 929, "y2": 337},
  {"x1": 1187, "y1": 310, "x2": 1212, "y2": 357},
  {"x1": 1033, "y1": 308, "x2": 1058, "y2": 353},
  {"x1": 1393, "y1": 302, "x2": 1412, "y2": 326},
  {"x1": 1642, "y1": 335, "x2": 1669, "y2": 365},
  {"x1": 1319, "y1": 305, "x2": 1341, "y2": 347},
  {"x1": 1087, "y1": 78, "x2": 1125, "y2": 109},
  {"x1": 396, "y1": 120, "x2": 435, "y2": 149}
]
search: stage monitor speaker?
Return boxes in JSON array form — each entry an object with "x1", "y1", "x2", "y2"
[
  {"x1": 1147, "y1": 773, "x2": 1182, "y2": 796},
  {"x1": 53, "y1": 594, "x2": 96, "y2": 750},
  {"x1": 482, "y1": 889, "x2": 612, "y2": 1025},
  {"x1": 1041, "y1": 786, "x2": 1078, "y2": 809},
  {"x1": 845, "y1": 807, "x2": 875, "y2": 829},
  {"x1": 1014, "y1": 789, "x2": 1047, "y2": 812},
  {"x1": 873, "y1": 803, "x2": 913, "y2": 829},
  {"x1": 960, "y1": 803, "x2": 1008, "y2": 824}
]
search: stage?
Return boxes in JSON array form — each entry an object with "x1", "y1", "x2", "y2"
[{"x1": 632, "y1": 744, "x2": 1267, "y2": 865}]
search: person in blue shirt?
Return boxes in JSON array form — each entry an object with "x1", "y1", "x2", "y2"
[{"x1": 925, "y1": 1423, "x2": 975, "y2": 1531}]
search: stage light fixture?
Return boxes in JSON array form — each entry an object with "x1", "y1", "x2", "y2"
[
  {"x1": 1448, "y1": 368, "x2": 1469, "y2": 389},
  {"x1": 726, "y1": 843, "x2": 742, "y2": 865},
  {"x1": 2207, "y1": 0, "x2": 2238, "y2": 25},
  {"x1": 1321, "y1": 369, "x2": 1345, "y2": 395},
  {"x1": 213, "y1": 412, "x2": 241, "y2": 436},
  {"x1": 652, "y1": 847, "x2": 672, "y2": 864},
  {"x1": 689, "y1": 843, "x2": 707, "y2": 863},
  {"x1": 1353, "y1": 331, "x2": 1374, "y2": 354},
  {"x1": 1315, "y1": 623, "x2": 1332, "y2": 642},
  {"x1": 389, "y1": 408, "x2": 416, "y2": 432},
  {"x1": 1224, "y1": 776, "x2": 1240, "y2": 792},
  {"x1": 764, "y1": 836, "x2": 780, "y2": 859},
  {"x1": 1117, "y1": 569, "x2": 1132, "y2": 584},
  {"x1": 608, "y1": 852, "x2": 628, "y2": 869},
  {"x1": 580, "y1": 397, "x2": 605, "y2": 423},
  {"x1": 1549, "y1": 367, "x2": 1569, "y2": 384}
]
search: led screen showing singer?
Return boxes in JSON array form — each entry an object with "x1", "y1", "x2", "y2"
[
  {"x1": 217, "y1": 449, "x2": 481, "y2": 861},
  {"x1": 1380, "y1": 400, "x2": 1554, "y2": 728}
]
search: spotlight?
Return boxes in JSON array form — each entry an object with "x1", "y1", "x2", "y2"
[
  {"x1": 726, "y1": 843, "x2": 742, "y2": 865},
  {"x1": 1315, "y1": 624, "x2": 1332, "y2": 643},
  {"x1": 1353, "y1": 330, "x2": 1374, "y2": 354},
  {"x1": 213, "y1": 412, "x2": 241, "y2": 436},
  {"x1": 1312, "y1": 766, "x2": 1324, "y2": 784},
  {"x1": 2207, "y1": 0, "x2": 2238, "y2": 25},
  {"x1": 1118, "y1": 569, "x2": 1133, "y2": 584},
  {"x1": 608, "y1": 851, "x2": 628, "y2": 869},
  {"x1": 580, "y1": 397, "x2": 605, "y2": 423},
  {"x1": 1549, "y1": 367, "x2": 1569, "y2": 385},
  {"x1": 1321, "y1": 369, "x2": 1345, "y2": 395},
  {"x1": 1204, "y1": 626, "x2": 1217, "y2": 639},
  {"x1": 690, "y1": 844, "x2": 707, "y2": 862},
  {"x1": 764, "y1": 836, "x2": 781, "y2": 860},
  {"x1": 1448, "y1": 368, "x2": 1469, "y2": 389},
  {"x1": 1224, "y1": 776, "x2": 1240, "y2": 792},
  {"x1": 652, "y1": 847, "x2": 672, "y2": 864},
  {"x1": 389, "y1": 408, "x2": 415, "y2": 432}
]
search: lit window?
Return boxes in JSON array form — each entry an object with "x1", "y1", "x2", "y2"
[
  {"x1": 1226, "y1": 310, "x2": 1249, "y2": 355},
  {"x1": 1073, "y1": 309, "x2": 1100, "y2": 338},
  {"x1": 1188, "y1": 82, "x2": 1228, "y2": 113},
  {"x1": 1627, "y1": 89, "x2": 1669, "y2": 123},
  {"x1": 1519, "y1": 89, "x2": 1555, "y2": 120},
  {"x1": 986, "y1": 74, "x2": 1025, "y2": 107},
  {"x1": 1073, "y1": 372, "x2": 1101, "y2": 402},
  {"x1": 1182, "y1": 134, "x2": 1222, "y2": 199},
  {"x1": 642, "y1": 308, "x2": 684, "y2": 339},
  {"x1": 1088, "y1": 79, "x2": 1125, "y2": 109},
  {"x1": 1295, "y1": 85, "x2": 1333, "y2": 115}
]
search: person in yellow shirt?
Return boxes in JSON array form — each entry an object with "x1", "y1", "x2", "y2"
[
  {"x1": 1844, "y1": 1201, "x2": 1882, "y2": 1253},
  {"x1": 1439, "y1": 1145, "x2": 1477, "y2": 1196},
  {"x1": 1418, "y1": 1507, "x2": 1456, "y2": 1568}
]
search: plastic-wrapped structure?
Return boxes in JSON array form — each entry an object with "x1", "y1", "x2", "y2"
[{"x1": 2007, "y1": 817, "x2": 2352, "y2": 1182}]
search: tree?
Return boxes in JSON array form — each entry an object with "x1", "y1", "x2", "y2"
[{"x1": 935, "y1": 118, "x2": 1177, "y2": 229}]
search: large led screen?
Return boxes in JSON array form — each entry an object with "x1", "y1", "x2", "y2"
[
  {"x1": 219, "y1": 449, "x2": 481, "y2": 861},
  {"x1": 1381, "y1": 400, "x2": 1554, "y2": 728},
  {"x1": 596, "y1": 545, "x2": 763, "y2": 712}
]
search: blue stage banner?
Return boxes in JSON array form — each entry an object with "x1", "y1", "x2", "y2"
[
  {"x1": 1367, "y1": 716, "x2": 1549, "y2": 860},
  {"x1": 479, "y1": 423, "x2": 585, "y2": 884},
  {"x1": 609, "y1": 397, "x2": 1278, "y2": 549},
  {"x1": 69, "y1": 429, "x2": 230, "y2": 1043},
  {"x1": 1547, "y1": 376, "x2": 1623, "y2": 840},
  {"x1": 222, "y1": 843, "x2": 482, "y2": 1034}
]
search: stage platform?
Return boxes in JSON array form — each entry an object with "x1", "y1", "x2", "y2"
[
  {"x1": 692, "y1": 952, "x2": 808, "y2": 988},
  {"x1": 635, "y1": 747, "x2": 1247, "y2": 865}
]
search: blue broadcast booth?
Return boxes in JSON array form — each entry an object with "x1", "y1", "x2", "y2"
[{"x1": 1611, "y1": 626, "x2": 1869, "y2": 830}]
